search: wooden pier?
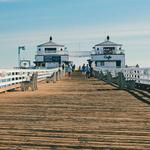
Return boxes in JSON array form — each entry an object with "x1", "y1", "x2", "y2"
[{"x1": 0, "y1": 72, "x2": 150, "y2": 149}]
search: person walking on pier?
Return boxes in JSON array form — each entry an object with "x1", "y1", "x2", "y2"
[
  {"x1": 81, "y1": 64, "x2": 86, "y2": 75},
  {"x1": 72, "y1": 64, "x2": 76, "y2": 72},
  {"x1": 85, "y1": 64, "x2": 91, "y2": 78},
  {"x1": 67, "y1": 64, "x2": 72, "y2": 79}
]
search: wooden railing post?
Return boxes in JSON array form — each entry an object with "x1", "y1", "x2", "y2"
[
  {"x1": 56, "y1": 71, "x2": 59, "y2": 81},
  {"x1": 53, "y1": 72, "x2": 56, "y2": 83},
  {"x1": 126, "y1": 80, "x2": 136, "y2": 90},
  {"x1": 117, "y1": 72, "x2": 126, "y2": 90},
  {"x1": 106, "y1": 71, "x2": 112, "y2": 84},
  {"x1": 99, "y1": 71, "x2": 104, "y2": 80}
]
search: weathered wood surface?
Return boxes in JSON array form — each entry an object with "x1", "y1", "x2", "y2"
[
  {"x1": 0, "y1": 72, "x2": 150, "y2": 149},
  {"x1": 0, "y1": 84, "x2": 20, "y2": 93}
]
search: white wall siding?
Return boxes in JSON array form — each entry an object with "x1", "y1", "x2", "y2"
[
  {"x1": 46, "y1": 63, "x2": 59, "y2": 68},
  {"x1": 92, "y1": 54, "x2": 125, "y2": 68},
  {"x1": 61, "y1": 55, "x2": 69, "y2": 62},
  {"x1": 91, "y1": 54, "x2": 125, "y2": 61},
  {"x1": 37, "y1": 46, "x2": 65, "y2": 55},
  {"x1": 35, "y1": 55, "x2": 44, "y2": 62}
]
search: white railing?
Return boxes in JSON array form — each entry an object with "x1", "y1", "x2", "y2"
[
  {"x1": 94, "y1": 67, "x2": 150, "y2": 85},
  {"x1": 0, "y1": 68, "x2": 60, "y2": 89}
]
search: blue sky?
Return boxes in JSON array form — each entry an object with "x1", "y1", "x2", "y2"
[{"x1": 0, "y1": 0, "x2": 150, "y2": 67}]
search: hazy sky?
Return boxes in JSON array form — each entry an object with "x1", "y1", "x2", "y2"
[{"x1": 0, "y1": 0, "x2": 150, "y2": 68}]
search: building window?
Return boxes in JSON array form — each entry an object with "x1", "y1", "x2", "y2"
[
  {"x1": 45, "y1": 48, "x2": 56, "y2": 53},
  {"x1": 44, "y1": 55, "x2": 61, "y2": 63},
  {"x1": 116, "y1": 61, "x2": 121, "y2": 68},
  {"x1": 42, "y1": 63, "x2": 45, "y2": 67},
  {"x1": 103, "y1": 47, "x2": 115, "y2": 54},
  {"x1": 101, "y1": 61, "x2": 104, "y2": 66},
  {"x1": 96, "y1": 61, "x2": 104, "y2": 67}
]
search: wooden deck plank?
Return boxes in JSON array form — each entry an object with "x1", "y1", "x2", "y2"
[{"x1": 0, "y1": 72, "x2": 149, "y2": 149}]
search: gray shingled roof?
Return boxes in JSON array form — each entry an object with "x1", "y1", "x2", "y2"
[
  {"x1": 37, "y1": 37, "x2": 64, "y2": 47},
  {"x1": 95, "y1": 40, "x2": 122, "y2": 47}
]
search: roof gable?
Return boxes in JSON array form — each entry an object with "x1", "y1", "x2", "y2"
[
  {"x1": 95, "y1": 40, "x2": 122, "y2": 47},
  {"x1": 95, "y1": 36, "x2": 122, "y2": 47},
  {"x1": 37, "y1": 36, "x2": 64, "y2": 47},
  {"x1": 37, "y1": 41, "x2": 64, "y2": 47}
]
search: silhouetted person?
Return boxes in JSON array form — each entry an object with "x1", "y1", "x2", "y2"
[
  {"x1": 67, "y1": 64, "x2": 72, "y2": 79},
  {"x1": 85, "y1": 64, "x2": 91, "y2": 78}
]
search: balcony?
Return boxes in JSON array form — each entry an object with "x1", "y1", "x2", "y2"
[{"x1": 94, "y1": 49, "x2": 125, "y2": 55}]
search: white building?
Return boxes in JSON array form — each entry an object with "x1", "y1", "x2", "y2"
[
  {"x1": 34, "y1": 36, "x2": 69, "y2": 68},
  {"x1": 91, "y1": 36, "x2": 125, "y2": 68}
]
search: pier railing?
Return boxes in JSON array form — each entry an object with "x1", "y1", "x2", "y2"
[
  {"x1": 0, "y1": 68, "x2": 60, "y2": 92},
  {"x1": 94, "y1": 67, "x2": 150, "y2": 85}
]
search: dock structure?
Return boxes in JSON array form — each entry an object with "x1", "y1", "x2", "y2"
[{"x1": 0, "y1": 72, "x2": 150, "y2": 149}]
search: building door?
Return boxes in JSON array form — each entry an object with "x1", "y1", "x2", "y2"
[{"x1": 116, "y1": 61, "x2": 121, "y2": 68}]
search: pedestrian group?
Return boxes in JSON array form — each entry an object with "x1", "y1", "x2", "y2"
[{"x1": 62, "y1": 63, "x2": 92, "y2": 79}]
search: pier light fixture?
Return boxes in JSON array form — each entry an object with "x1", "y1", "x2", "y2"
[{"x1": 18, "y1": 46, "x2": 26, "y2": 68}]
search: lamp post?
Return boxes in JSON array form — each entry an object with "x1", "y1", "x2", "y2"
[{"x1": 18, "y1": 46, "x2": 25, "y2": 68}]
